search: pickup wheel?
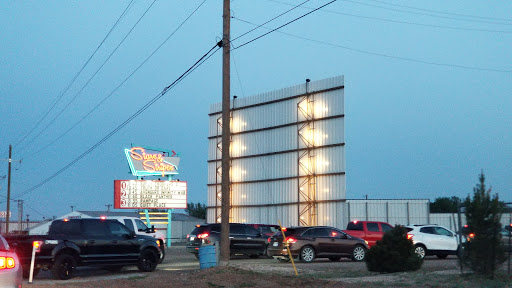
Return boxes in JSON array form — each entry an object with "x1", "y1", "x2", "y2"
[
  {"x1": 52, "y1": 253, "x2": 76, "y2": 280},
  {"x1": 138, "y1": 249, "x2": 158, "y2": 272}
]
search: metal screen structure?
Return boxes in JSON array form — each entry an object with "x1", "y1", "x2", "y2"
[{"x1": 207, "y1": 76, "x2": 345, "y2": 227}]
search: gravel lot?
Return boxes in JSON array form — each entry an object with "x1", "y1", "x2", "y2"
[{"x1": 24, "y1": 244, "x2": 512, "y2": 288}]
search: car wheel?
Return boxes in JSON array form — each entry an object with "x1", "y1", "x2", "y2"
[
  {"x1": 158, "y1": 241, "x2": 166, "y2": 264},
  {"x1": 300, "y1": 246, "x2": 315, "y2": 263},
  {"x1": 436, "y1": 254, "x2": 448, "y2": 259},
  {"x1": 249, "y1": 254, "x2": 260, "y2": 259},
  {"x1": 328, "y1": 256, "x2": 342, "y2": 262},
  {"x1": 52, "y1": 253, "x2": 76, "y2": 280},
  {"x1": 138, "y1": 249, "x2": 158, "y2": 272},
  {"x1": 414, "y1": 245, "x2": 426, "y2": 259},
  {"x1": 277, "y1": 257, "x2": 290, "y2": 263},
  {"x1": 352, "y1": 245, "x2": 366, "y2": 262}
]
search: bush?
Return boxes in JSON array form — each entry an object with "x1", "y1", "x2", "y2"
[{"x1": 366, "y1": 225, "x2": 423, "y2": 273}]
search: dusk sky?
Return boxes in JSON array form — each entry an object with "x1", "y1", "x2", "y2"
[{"x1": 1, "y1": 1, "x2": 510, "y2": 220}]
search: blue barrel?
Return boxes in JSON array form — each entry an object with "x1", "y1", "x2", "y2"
[{"x1": 199, "y1": 245, "x2": 217, "y2": 269}]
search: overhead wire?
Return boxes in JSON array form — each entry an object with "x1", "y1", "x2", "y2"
[
  {"x1": 232, "y1": 0, "x2": 337, "y2": 50},
  {"x1": 267, "y1": 0, "x2": 512, "y2": 34},
  {"x1": 231, "y1": 0, "x2": 311, "y2": 42},
  {"x1": 16, "y1": 0, "x2": 157, "y2": 157},
  {"x1": 22, "y1": 0, "x2": 208, "y2": 161},
  {"x1": 232, "y1": 17, "x2": 512, "y2": 73},
  {"x1": 12, "y1": 0, "x2": 135, "y2": 150},
  {"x1": 342, "y1": 0, "x2": 512, "y2": 26},
  {"x1": 366, "y1": 0, "x2": 512, "y2": 23},
  {"x1": 14, "y1": 42, "x2": 221, "y2": 200}
]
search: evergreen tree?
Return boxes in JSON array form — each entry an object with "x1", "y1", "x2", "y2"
[
  {"x1": 366, "y1": 225, "x2": 423, "y2": 273},
  {"x1": 430, "y1": 196, "x2": 462, "y2": 213},
  {"x1": 462, "y1": 171, "x2": 505, "y2": 278},
  {"x1": 185, "y1": 202, "x2": 207, "y2": 219}
]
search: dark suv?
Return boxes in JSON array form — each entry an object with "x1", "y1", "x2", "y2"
[
  {"x1": 267, "y1": 226, "x2": 369, "y2": 263},
  {"x1": 186, "y1": 223, "x2": 267, "y2": 258}
]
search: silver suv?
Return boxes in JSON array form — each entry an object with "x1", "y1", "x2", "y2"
[{"x1": 405, "y1": 224, "x2": 459, "y2": 259}]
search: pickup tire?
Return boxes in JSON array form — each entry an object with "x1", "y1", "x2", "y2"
[
  {"x1": 52, "y1": 253, "x2": 76, "y2": 280},
  {"x1": 138, "y1": 249, "x2": 158, "y2": 272}
]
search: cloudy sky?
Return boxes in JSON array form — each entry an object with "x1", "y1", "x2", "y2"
[{"x1": 0, "y1": 0, "x2": 510, "y2": 220}]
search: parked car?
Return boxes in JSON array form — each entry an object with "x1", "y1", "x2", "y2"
[
  {"x1": 342, "y1": 220, "x2": 393, "y2": 248},
  {"x1": 0, "y1": 234, "x2": 22, "y2": 288},
  {"x1": 5, "y1": 218, "x2": 161, "y2": 280},
  {"x1": 99, "y1": 216, "x2": 166, "y2": 263},
  {"x1": 405, "y1": 224, "x2": 459, "y2": 259},
  {"x1": 267, "y1": 226, "x2": 369, "y2": 263},
  {"x1": 186, "y1": 223, "x2": 267, "y2": 258}
]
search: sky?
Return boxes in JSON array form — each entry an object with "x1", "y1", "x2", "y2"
[{"x1": 0, "y1": 1, "x2": 511, "y2": 221}]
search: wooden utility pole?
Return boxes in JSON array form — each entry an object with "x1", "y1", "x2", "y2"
[
  {"x1": 220, "y1": 0, "x2": 231, "y2": 265},
  {"x1": 6, "y1": 144, "x2": 12, "y2": 234}
]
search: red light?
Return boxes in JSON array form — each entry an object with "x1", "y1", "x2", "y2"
[
  {"x1": 197, "y1": 233, "x2": 209, "y2": 239},
  {"x1": 267, "y1": 237, "x2": 271, "y2": 243},
  {"x1": 353, "y1": 220, "x2": 358, "y2": 224},
  {"x1": 281, "y1": 227, "x2": 287, "y2": 231},
  {"x1": 63, "y1": 218, "x2": 69, "y2": 222},
  {"x1": 407, "y1": 234, "x2": 414, "y2": 240},
  {"x1": 33, "y1": 241, "x2": 43, "y2": 253},
  {"x1": 100, "y1": 216, "x2": 107, "y2": 220},
  {"x1": 186, "y1": 234, "x2": 190, "y2": 238},
  {"x1": 285, "y1": 237, "x2": 297, "y2": 244},
  {"x1": 332, "y1": 232, "x2": 338, "y2": 237},
  {"x1": 469, "y1": 233, "x2": 475, "y2": 238},
  {"x1": 0, "y1": 257, "x2": 16, "y2": 269}
]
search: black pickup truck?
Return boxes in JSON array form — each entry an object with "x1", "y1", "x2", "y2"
[{"x1": 5, "y1": 218, "x2": 162, "y2": 280}]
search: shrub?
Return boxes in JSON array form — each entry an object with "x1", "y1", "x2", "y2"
[{"x1": 366, "y1": 225, "x2": 423, "y2": 273}]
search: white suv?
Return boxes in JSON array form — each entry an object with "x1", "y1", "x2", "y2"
[{"x1": 405, "y1": 224, "x2": 459, "y2": 259}]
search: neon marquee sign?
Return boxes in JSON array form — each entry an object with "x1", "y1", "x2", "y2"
[{"x1": 125, "y1": 147, "x2": 180, "y2": 177}]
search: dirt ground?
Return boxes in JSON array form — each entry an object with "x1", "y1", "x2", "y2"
[{"x1": 24, "y1": 245, "x2": 512, "y2": 288}]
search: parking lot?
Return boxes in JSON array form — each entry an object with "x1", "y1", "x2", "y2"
[{"x1": 22, "y1": 243, "x2": 489, "y2": 288}]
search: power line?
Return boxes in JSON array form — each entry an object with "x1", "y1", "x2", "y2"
[
  {"x1": 343, "y1": 0, "x2": 512, "y2": 26},
  {"x1": 232, "y1": 0, "x2": 337, "y2": 50},
  {"x1": 16, "y1": 1, "x2": 157, "y2": 157},
  {"x1": 366, "y1": 0, "x2": 512, "y2": 23},
  {"x1": 12, "y1": 0, "x2": 135, "y2": 150},
  {"x1": 267, "y1": 0, "x2": 512, "y2": 34},
  {"x1": 232, "y1": 17, "x2": 512, "y2": 73},
  {"x1": 14, "y1": 43, "x2": 221, "y2": 200},
  {"x1": 231, "y1": 0, "x2": 311, "y2": 42},
  {"x1": 21, "y1": 0, "x2": 208, "y2": 161}
]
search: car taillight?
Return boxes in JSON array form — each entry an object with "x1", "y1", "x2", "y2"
[
  {"x1": 33, "y1": 241, "x2": 43, "y2": 253},
  {"x1": 268, "y1": 237, "x2": 271, "y2": 243},
  {"x1": 0, "y1": 256, "x2": 16, "y2": 269},
  {"x1": 197, "y1": 233, "x2": 209, "y2": 239},
  {"x1": 285, "y1": 237, "x2": 297, "y2": 244},
  {"x1": 186, "y1": 234, "x2": 190, "y2": 238},
  {"x1": 407, "y1": 234, "x2": 414, "y2": 240}
]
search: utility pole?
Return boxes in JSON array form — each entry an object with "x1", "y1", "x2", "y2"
[
  {"x1": 220, "y1": 0, "x2": 231, "y2": 265},
  {"x1": 6, "y1": 145, "x2": 12, "y2": 234},
  {"x1": 106, "y1": 204, "x2": 112, "y2": 212},
  {"x1": 70, "y1": 205, "x2": 75, "y2": 212},
  {"x1": 16, "y1": 200, "x2": 23, "y2": 233}
]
